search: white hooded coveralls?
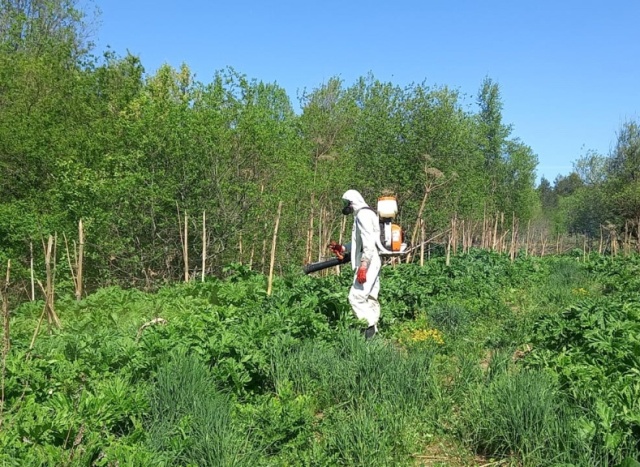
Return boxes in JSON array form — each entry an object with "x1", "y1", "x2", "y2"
[{"x1": 342, "y1": 190, "x2": 381, "y2": 328}]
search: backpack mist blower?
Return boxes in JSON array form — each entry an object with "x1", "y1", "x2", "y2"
[{"x1": 303, "y1": 195, "x2": 408, "y2": 275}]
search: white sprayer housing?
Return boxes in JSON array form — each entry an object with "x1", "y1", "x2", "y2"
[{"x1": 377, "y1": 196, "x2": 398, "y2": 219}]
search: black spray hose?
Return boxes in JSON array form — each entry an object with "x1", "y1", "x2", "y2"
[
  {"x1": 303, "y1": 243, "x2": 352, "y2": 274},
  {"x1": 303, "y1": 253, "x2": 351, "y2": 274}
]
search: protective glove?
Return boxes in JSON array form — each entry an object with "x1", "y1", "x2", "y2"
[
  {"x1": 328, "y1": 241, "x2": 345, "y2": 260},
  {"x1": 356, "y1": 265, "x2": 368, "y2": 284}
]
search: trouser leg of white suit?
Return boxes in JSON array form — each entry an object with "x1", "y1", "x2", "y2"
[{"x1": 348, "y1": 259, "x2": 381, "y2": 328}]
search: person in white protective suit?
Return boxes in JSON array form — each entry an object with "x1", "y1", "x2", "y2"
[{"x1": 341, "y1": 189, "x2": 382, "y2": 339}]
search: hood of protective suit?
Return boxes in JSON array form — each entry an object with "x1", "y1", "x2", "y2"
[{"x1": 342, "y1": 189, "x2": 369, "y2": 212}]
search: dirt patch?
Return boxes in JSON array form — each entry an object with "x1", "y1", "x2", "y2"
[{"x1": 412, "y1": 438, "x2": 498, "y2": 466}]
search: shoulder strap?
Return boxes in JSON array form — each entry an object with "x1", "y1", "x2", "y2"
[{"x1": 357, "y1": 206, "x2": 376, "y2": 215}]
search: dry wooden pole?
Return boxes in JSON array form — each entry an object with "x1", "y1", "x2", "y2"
[
  {"x1": 420, "y1": 219, "x2": 425, "y2": 267},
  {"x1": 2, "y1": 260, "x2": 10, "y2": 354},
  {"x1": 29, "y1": 297, "x2": 47, "y2": 352},
  {"x1": 446, "y1": 222, "x2": 452, "y2": 267},
  {"x1": 336, "y1": 215, "x2": 347, "y2": 275},
  {"x1": 481, "y1": 205, "x2": 487, "y2": 249},
  {"x1": 611, "y1": 228, "x2": 619, "y2": 256},
  {"x1": 238, "y1": 232, "x2": 243, "y2": 263},
  {"x1": 44, "y1": 235, "x2": 61, "y2": 329},
  {"x1": 201, "y1": 211, "x2": 206, "y2": 282},
  {"x1": 499, "y1": 212, "x2": 506, "y2": 252},
  {"x1": 267, "y1": 201, "x2": 283, "y2": 296},
  {"x1": 460, "y1": 219, "x2": 466, "y2": 253},
  {"x1": 624, "y1": 221, "x2": 630, "y2": 256},
  {"x1": 599, "y1": 225, "x2": 604, "y2": 254},
  {"x1": 183, "y1": 212, "x2": 189, "y2": 282},
  {"x1": 249, "y1": 245, "x2": 255, "y2": 270},
  {"x1": 525, "y1": 219, "x2": 531, "y2": 257},
  {"x1": 30, "y1": 242, "x2": 35, "y2": 301},
  {"x1": 509, "y1": 213, "x2": 518, "y2": 262},
  {"x1": 406, "y1": 190, "x2": 431, "y2": 264},
  {"x1": 451, "y1": 215, "x2": 458, "y2": 255},
  {"x1": 63, "y1": 221, "x2": 83, "y2": 301},
  {"x1": 76, "y1": 220, "x2": 84, "y2": 300},
  {"x1": 177, "y1": 204, "x2": 186, "y2": 281},
  {"x1": 306, "y1": 194, "x2": 315, "y2": 264},
  {"x1": 1, "y1": 259, "x2": 10, "y2": 427},
  {"x1": 317, "y1": 206, "x2": 323, "y2": 262},
  {"x1": 260, "y1": 236, "x2": 267, "y2": 274},
  {"x1": 63, "y1": 233, "x2": 77, "y2": 294}
]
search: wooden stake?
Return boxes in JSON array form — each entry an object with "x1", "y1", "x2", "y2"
[
  {"x1": 306, "y1": 193, "x2": 315, "y2": 264},
  {"x1": 30, "y1": 242, "x2": 35, "y2": 301},
  {"x1": 267, "y1": 201, "x2": 283, "y2": 296},
  {"x1": 29, "y1": 295, "x2": 47, "y2": 352},
  {"x1": 500, "y1": 212, "x2": 505, "y2": 253},
  {"x1": 420, "y1": 219, "x2": 425, "y2": 267},
  {"x1": 63, "y1": 221, "x2": 84, "y2": 301},
  {"x1": 1, "y1": 259, "x2": 10, "y2": 427},
  {"x1": 624, "y1": 221, "x2": 630, "y2": 256},
  {"x1": 317, "y1": 206, "x2": 323, "y2": 263},
  {"x1": 261, "y1": 236, "x2": 267, "y2": 274},
  {"x1": 446, "y1": 222, "x2": 452, "y2": 267},
  {"x1": 481, "y1": 205, "x2": 487, "y2": 249},
  {"x1": 336, "y1": 215, "x2": 347, "y2": 275},
  {"x1": 2, "y1": 260, "x2": 10, "y2": 354},
  {"x1": 510, "y1": 213, "x2": 518, "y2": 262},
  {"x1": 407, "y1": 189, "x2": 431, "y2": 263},
  {"x1": 63, "y1": 233, "x2": 77, "y2": 294},
  {"x1": 44, "y1": 235, "x2": 61, "y2": 329},
  {"x1": 524, "y1": 219, "x2": 531, "y2": 256},
  {"x1": 77, "y1": 220, "x2": 84, "y2": 300},
  {"x1": 201, "y1": 211, "x2": 206, "y2": 282},
  {"x1": 599, "y1": 225, "x2": 603, "y2": 254},
  {"x1": 183, "y1": 212, "x2": 189, "y2": 282},
  {"x1": 451, "y1": 215, "x2": 458, "y2": 255}
]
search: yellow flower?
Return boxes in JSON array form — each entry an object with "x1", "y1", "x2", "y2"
[{"x1": 409, "y1": 328, "x2": 444, "y2": 345}]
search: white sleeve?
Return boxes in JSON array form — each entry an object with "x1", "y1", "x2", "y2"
[{"x1": 356, "y1": 210, "x2": 379, "y2": 266}]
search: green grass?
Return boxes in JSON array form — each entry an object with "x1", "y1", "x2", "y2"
[
  {"x1": 147, "y1": 350, "x2": 257, "y2": 466},
  {"x1": 3, "y1": 252, "x2": 640, "y2": 466}
]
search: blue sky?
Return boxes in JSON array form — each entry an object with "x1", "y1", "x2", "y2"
[{"x1": 93, "y1": 0, "x2": 639, "y2": 185}]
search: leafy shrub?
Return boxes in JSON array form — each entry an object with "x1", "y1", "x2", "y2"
[{"x1": 527, "y1": 295, "x2": 640, "y2": 461}]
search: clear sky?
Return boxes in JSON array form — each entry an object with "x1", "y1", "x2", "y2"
[{"x1": 92, "y1": 0, "x2": 639, "y2": 185}]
